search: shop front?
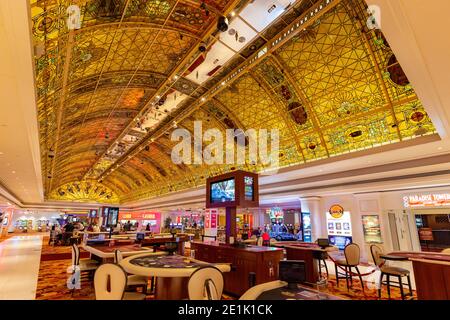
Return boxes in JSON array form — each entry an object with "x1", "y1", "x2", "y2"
[
  {"x1": 118, "y1": 211, "x2": 161, "y2": 233},
  {"x1": 403, "y1": 193, "x2": 450, "y2": 252}
]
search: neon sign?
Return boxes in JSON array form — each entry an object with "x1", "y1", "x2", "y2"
[{"x1": 403, "y1": 194, "x2": 450, "y2": 208}]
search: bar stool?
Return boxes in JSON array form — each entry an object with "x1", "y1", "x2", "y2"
[
  {"x1": 334, "y1": 243, "x2": 364, "y2": 292},
  {"x1": 370, "y1": 245, "x2": 413, "y2": 300}
]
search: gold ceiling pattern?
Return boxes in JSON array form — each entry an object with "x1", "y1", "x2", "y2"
[{"x1": 32, "y1": 0, "x2": 436, "y2": 204}]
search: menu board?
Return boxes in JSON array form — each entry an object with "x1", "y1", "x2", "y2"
[
  {"x1": 326, "y1": 211, "x2": 352, "y2": 237},
  {"x1": 361, "y1": 215, "x2": 382, "y2": 243}
]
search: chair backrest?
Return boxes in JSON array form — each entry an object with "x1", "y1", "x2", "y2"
[
  {"x1": 370, "y1": 244, "x2": 384, "y2": 266},
  {"x1": 188, "y1": 266, "x2": 224, "y2": 300},
  {"x1": 239, "y1": 280, "x2": 288, "y2": 300},
  {"x1": 71, "y1": 244, "x2": 80, "y2": 266},
  {"x1": 94, "y1": 263, "x2": 127, "y2": 300},
  {"x1": 441, "y1": 248, "x2": 450, "y2": 254},
  {"x1": 344, "y1": 243, "x2": 360, "y2": 266},
  {"x1": 256, "y1": 237, "x2": 263, "y2": 246},
  {"x1": 114, "y1": 249, "x2": 123, "y2": 264}
]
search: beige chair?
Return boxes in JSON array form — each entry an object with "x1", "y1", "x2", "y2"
[
  {"x1": 441, "y1": 248, "x2": 450, "y2": 254},
  {"x1": 256, "y1": 237, "x2": 263, "y2": 246},
  {"x1": 71, "y1": 244, "x2": 98, "y2": 273},
  {"x1": 239, "y1": 280, "x2": 288, "y2": 300},
  {"x1": 114, "y1": 250, "x2": 148, "y2": 293},
  {"x1": 188, "y1": 266, "x2": 224, "y2": 300},
  {"x1": 370, "y1": 245, "x2": 412, "y2": 300},
  {"x1": 333, "y1": 243, "x2": 364, "y2": 292},
  {"x1": 94, "y1": 264, "x2": 146, "y2": 300}
]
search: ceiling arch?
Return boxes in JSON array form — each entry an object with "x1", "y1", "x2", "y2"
[{"x1": 33, "y1": 0, "x2": 437, "y2": 204}]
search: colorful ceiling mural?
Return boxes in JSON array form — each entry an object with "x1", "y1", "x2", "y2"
[{"x1": 31, "y1": 0, "x2": 436, "y2": 204}]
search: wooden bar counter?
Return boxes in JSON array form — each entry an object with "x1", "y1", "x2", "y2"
[{"x1": 191, "y1": 241, "x2": 284, "y2": 297}]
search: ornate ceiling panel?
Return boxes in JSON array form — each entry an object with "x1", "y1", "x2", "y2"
[{"x1": 32, "y1": 0, "x2": 436, "y2": 204}]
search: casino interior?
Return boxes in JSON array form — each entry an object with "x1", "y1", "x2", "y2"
[{"x1": 1, "y1": 0, "x2": 450, "y2": 301}]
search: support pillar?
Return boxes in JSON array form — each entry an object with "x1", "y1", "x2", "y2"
[
  {"x1": 225, "y1": 206, "x2": 237, "y2": 244},
  {"x1": 300, "y1": 197, "x2": 324, "y2": 241}
]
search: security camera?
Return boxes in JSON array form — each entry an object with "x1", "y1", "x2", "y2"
[
  {"x1": 198, "y1": 42, "x2": 207, "y2": 52},
  {"x1": 217, "y1": 16, "x2": 229, "y2": 32}
]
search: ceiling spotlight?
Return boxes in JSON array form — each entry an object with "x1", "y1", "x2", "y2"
[
  {"x1": 198, "y1": 42, "x2": 207, "y2": 52},
  {"x1": 201, "y1": 97, "x2": 206, "y2": 102},
  {"x1": 230, "y1": 11, "x2": 236, "y2": 17},
  {"x1": 217, "y1": 16, "x2": 229, "y2": 32},
  {"x1": 173, "y1": 75, "x2": 179, "y2": 80},
  {"x1": 228, "y1": 28, "x2": 236, "y2": 36},
  {"x1": 238, "y1": 36, "x2": 246, "y2": 43}
]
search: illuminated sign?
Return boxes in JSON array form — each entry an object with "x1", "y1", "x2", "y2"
[
  {"x1": 403, "y1": 194, "x2": 450, "y2": 208},
  {"x1": 326, "y1": 211, "x2": 352, "y2": 237},
  {"x1": 329, "y1": 204, "x2": 344, "y2": 218}
]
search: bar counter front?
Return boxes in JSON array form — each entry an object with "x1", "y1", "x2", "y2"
[{"x1": 191, "y1": 241, "x2": 284, "y2": 297}]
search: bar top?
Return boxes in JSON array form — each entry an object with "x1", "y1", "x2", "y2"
[{"x1": 192, "y1": 241, "x2": 283, "y2": 253}]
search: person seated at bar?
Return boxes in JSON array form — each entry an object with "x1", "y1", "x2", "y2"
[{"x1": 262, "y1": 231, "x2": 270, "y2": 246}]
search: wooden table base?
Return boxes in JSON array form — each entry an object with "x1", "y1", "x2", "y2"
[{"x1": 155, "y1": 277, "x2": 189, "y2": 300}]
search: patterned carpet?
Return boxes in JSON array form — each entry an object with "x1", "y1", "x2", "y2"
[
  {"x1": 35, "y1": 257, "x2": 415, "y2": 300},
  {"x1": 35, "y1": 239, "x2": 415, "y2": 300},
  {"x1": 41, "y1": 236, "x2": 90, "y2": 261}
]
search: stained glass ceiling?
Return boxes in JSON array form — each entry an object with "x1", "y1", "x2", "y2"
[{"x1": 31, "y1": 0, "x2": 436, "y2": 204}]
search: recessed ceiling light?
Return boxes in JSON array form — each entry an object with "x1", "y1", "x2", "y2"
[
  {"x1": 438, "y1": 147, "x2": 443, "y2": 150},
  {"x1": 12, "y1": 171, "x2": 16, "y2": 174},
  {"x1": 0, "y1": 152, "x2": 3, "y2": 155},
  {"x1": 230, "y1": 11, "x2": 236, "y2": 17}
]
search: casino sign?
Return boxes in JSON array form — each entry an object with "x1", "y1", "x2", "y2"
[{"x1": 329, "y1": 204, "x2": 344, "y2": 218}]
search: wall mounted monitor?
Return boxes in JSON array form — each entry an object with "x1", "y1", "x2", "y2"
[
  {"x1": 279, "y1": 260, "x2": 306, "y2": 289},
  {"x1": 210, "y1": 178, "x2": 236, "y2": 204}
]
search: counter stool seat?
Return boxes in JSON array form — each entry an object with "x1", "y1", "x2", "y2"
[
  {"x1": 370, "y1": 244, "x2": 413, "y2": 300},
  {"x1": 380, "y1": 266, "x2": 409, "y2": 276}
]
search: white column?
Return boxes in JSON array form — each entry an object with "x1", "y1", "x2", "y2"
[{"x1": 300, "y1": 197, "x2": 323, "y2": 241}]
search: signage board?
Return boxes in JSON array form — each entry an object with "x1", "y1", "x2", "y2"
[
  {"x1": 326, "y1": 210, "x2": 352, "y2": 237},
  {"x1": 403, "y1": 194, "x2": 450, "y2": 208},
  {"x1": 418, "y1": 227, "x2": 434, "y2": 241}
]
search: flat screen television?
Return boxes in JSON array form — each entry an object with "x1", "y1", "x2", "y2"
[
  {"x1": 317, "y1": 238, "x2": 330, "y2": 248},
  {"x1": 210, "y1": 178, "x2": 235, "y2": 204},
  {"x1": 106, "y1": 207, "x2": 119, "y2": 227},
  {"x1": 279, "y1": 260, "x2": 306, "y2": 289},
  {"x1": 136, "y1": 232, "x2": 145, "y2": 241}
]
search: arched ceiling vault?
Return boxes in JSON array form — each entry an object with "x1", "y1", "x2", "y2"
[{"x1": 33, "y1": 0, "x2": 437, "y2": 204}]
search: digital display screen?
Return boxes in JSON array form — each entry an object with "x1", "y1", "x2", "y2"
[
  {"x1": 244, "y1": 176, "x2": 254, "y2": 201},
  {"x1": 210, "y1": 178, "x2": 235, "y2": 203},
  {"x1": 328, "y1": 235, "x2": 352, "y2": 250},
  {"x1": 106, "y1": 207, "x2": 119, "y2": 226},
  {"x1": 89, "y1": 209, "x2": 97, "y2": 218},
  {"x1": 279, "y1": 260, "x2": 306, "y2": 284}
]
